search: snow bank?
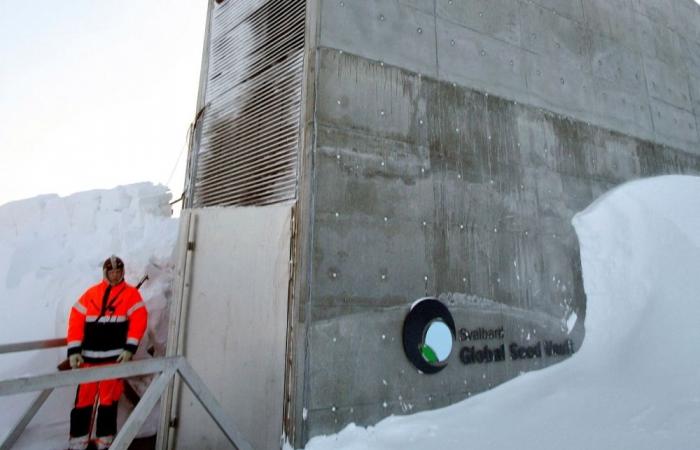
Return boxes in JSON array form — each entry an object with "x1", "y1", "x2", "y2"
[
  {"x1": 0, "y1": 183, "x2": 179, "y2": 449},
  {"x1": 300, "y1": 175, "x2": 700, "y2": 450}
]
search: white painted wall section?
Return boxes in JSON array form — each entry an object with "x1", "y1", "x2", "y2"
[{"x1": 173, "y1": 205, "x2": 292, "y2": 450}]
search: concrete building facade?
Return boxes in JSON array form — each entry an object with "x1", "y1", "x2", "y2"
[{"x1": 176, "y1": 1, "x2": 700, "y2": 448}]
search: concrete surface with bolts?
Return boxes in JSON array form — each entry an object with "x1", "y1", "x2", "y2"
[
  {"x1": 294, "y1": 0, "x2": 700, "y2": 443},
  {"x1": 319, "y1": 0, "x2": 700, "y2": 154}
]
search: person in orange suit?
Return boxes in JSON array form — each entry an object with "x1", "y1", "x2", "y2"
[{"x1": 66, "y1": 255, "x2": 148, "y2": 450}]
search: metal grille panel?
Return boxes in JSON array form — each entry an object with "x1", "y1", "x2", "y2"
[{"x1": 191, "y1": 0, "x2": 306, "y2": 207}]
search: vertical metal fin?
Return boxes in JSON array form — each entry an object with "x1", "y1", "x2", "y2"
[{"x1": 191, "y1": 0, "x2": 306, "y2": 207}]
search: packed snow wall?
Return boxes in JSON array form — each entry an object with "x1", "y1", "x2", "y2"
[
  {"x1": 286, "y1": 0, "x2": 700, "y2": 445},
  {"x1": 0, "y1": 183, "x2": 178, "y2": 449}
]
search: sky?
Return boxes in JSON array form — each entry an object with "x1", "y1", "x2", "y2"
[
  {"x1": 1, "y1": 1, "x2": 699, "y2": 208},
  {"x1": 0, "y1": 1, "x2": 208, "y2": 207}
]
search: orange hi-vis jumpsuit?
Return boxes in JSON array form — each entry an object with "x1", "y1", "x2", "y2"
[{"x1": 67, "y1": 279, "x2": 147, "y2": 450}]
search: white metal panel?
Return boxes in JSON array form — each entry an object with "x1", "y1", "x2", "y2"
[{"x1": 173, "y1": 205, "x2": 292, "y2": 450}]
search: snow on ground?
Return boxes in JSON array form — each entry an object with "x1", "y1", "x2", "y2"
[
  {"x1": 0, "y1": 183, "x2": 179, "y2": 449},
  {"x1": 2, "y1": 176, "x2": 699, "y2": 449},
  {"x1": 300, "y1": 175, "x2": 700, "y2": 450}
]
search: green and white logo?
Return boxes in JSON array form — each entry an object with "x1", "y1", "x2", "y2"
[
  {"x1": 420, "y1": 319, "x2": 453, "y2": 364},
  {"x1": 403, "y1": 298, "x2": 456, "y2": 374}
]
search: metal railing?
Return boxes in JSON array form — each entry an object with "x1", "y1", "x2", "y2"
[{"x1": 0, "y1": 339, "x2": 252, "y2": 450}]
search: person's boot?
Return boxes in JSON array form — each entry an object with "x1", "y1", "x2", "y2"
[
  {"x1": 93, "y1": 436, "x2": 113, "y2": 450},
  {"x1": 69, "y1": 405, "x2": 93, "y2": 450}
]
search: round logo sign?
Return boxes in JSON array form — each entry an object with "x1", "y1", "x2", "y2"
[{"x1": 402, "y1": 298, "x2": 456, "y2": 374}]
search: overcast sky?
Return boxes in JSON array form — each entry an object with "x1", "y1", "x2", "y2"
[
  {"x1": 0, "y1": 1, "x2": 207, "y2": 206},
  {"x1": 1, "y1": 2, "x2": 698, "y2": 207}
]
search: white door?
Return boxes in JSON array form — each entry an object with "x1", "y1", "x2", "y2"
[{"x1": 168, "y1": 205, "x2": 292, "y2": 450}]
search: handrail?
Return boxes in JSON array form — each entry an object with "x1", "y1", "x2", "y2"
[
  {"x1": 0, "y1": 338, "x2": 66, "y2": 355},
  {"x1": 0, "y1": 340, "x2": 253, "y2": 450},
  {"x1": 0, "y1": 357, "x2": 181, "y2": 397}
]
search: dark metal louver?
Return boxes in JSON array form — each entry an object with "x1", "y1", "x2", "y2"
[{"x1": 189, "y1": 0, "x2": 306, "y2": 207}]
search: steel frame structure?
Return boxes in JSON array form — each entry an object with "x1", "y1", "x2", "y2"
[{"x1": 0, "y1": 339, "x2": 252, "y2": 450}]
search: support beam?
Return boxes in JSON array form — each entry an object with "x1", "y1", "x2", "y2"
[
  {"x1": 111, "y1": 368, "x2": 175, "y2": 450},
  {"x1": 0, "y1": 389, "x2": 53, "y2": 450},
  {"x1": 0, "y1": 355, "x2": 251, "y2": 450},
  {"x1": 177, "y1": 360, "x2": 254, "y2": 450}
]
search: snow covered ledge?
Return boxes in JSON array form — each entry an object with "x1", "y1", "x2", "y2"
[{"x1": 297, "y1": 175, "x2": 700, "y2": 450}]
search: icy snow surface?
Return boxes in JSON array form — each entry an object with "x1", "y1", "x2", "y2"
[
  {"x1": 0, "y1": 183, "x2": 178, "y2": 449},
  {"x1": 2, "y1": 176, "x2": 700, "y2": 449},
  {"x1": 299, "y1": 175, "x2": 700, "y2": 450}
]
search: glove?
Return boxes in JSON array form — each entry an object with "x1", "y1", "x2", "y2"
[
  {"x1": 116, "y1": 350, "x2": 133, "y2": 363},
  {"x1": 69, "y1": 354, "x2": 84, "y2": 369}
]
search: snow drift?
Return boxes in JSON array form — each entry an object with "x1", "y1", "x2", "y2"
[
  {"x1": 2, "y1": 176, "x2": 699, "y2": 450},
  {"x1": 301, "y1": 175, "x2": 700, "y2": 450},
  {"x1": 0, "y1": 183, "x2": 179, "y2": 449}
]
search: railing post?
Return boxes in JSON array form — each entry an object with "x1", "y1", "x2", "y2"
[
  {"x1": 176, "y1": 360, "x2": 254, "y2": 450},
  {"x1": 0, "y1": 341, "x2": 252, "y2": 450},
  {"x1": 158, "y1": 211, "x2": 198, "y2": 450},
  {"x1": 110, "y1": 367, "x2": 176, "y2": 450}
]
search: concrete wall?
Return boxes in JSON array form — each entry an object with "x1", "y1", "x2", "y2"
[
  {"x1": 318, "y1": 0, "x2": 700, "y2": 154},
  {"x1": 292, "y1": 0, "x2": 700, "y2": 445}
]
